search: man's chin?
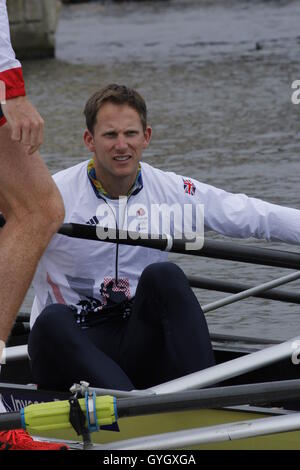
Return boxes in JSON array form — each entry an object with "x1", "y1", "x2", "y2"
[
  {"x1": 113, "y1": 162, "x2": 138, "y2": 176},
  {"x1": 110, "y1": 169, "x2": 132, "y2": 183}
]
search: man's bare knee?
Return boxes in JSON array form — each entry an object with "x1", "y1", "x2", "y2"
[
  {"x1": 0, "y1": 183, "x2": 64, "y2": 243},
  {"x1": 25, "y1": 186, "x2": 65, "y2": 238}
]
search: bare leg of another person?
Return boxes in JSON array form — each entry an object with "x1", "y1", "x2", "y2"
[{"x1": 0, "y1": 123, "x2": 64, "y2": 343}]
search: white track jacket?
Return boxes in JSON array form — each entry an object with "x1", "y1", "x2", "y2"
[{"x1": 31, "y1": 160, "x2": 300, "y2": 327}]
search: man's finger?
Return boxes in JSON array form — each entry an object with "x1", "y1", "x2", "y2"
[
  {"x1": 10, "y1": 122, "x2": 21, "y2": 141},
  {"x1": 2, "y1": 97, "x2": 44, "y2": 152},
  {"x1": 29, "y1": 121, "x2": 40, "y2": 147},
  {"x1": 37, "y1": 118, "x2": 44, "y2": 148},
  {"x1": 20, "y1": 121, "x2": 31, "y2": 146},
  {"x1": 28, "y1": 119, "x2": 44, "y2": 154}
]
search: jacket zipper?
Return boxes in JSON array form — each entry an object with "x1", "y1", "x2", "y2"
[{"x1": 101, "y1": 194, "x2": 133, "y2": 286}]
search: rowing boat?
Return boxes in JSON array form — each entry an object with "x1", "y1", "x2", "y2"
[
  {"x1": 2, "y1": 332, "x2": 300, "y2": 450},
  {"x1": 2, "y1": 227, "x2": 300, "y2": 449}
]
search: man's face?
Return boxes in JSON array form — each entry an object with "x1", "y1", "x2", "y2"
[{"x1": 84, "y1": 102, "x2": 152, "y2": 192}]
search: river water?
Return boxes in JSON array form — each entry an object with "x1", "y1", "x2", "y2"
[{"x1": 21, "y1": 0, "x2": 300, "y2": 341}]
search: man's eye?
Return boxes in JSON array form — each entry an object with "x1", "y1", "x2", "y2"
[
  {"x1": 126, "y1": 131, "x2": 137, "y2": 136},
  {"x1": 105, "y1": 133, "x2": 117, "y2": 138}
]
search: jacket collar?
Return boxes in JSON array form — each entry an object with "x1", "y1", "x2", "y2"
[{"x1": 87, "y1": 158, "x2": 143, "y2": 200}]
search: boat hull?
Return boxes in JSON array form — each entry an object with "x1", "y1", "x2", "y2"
[{"x1": 27, "y1": 407, "x2": 300, "y2": 450}]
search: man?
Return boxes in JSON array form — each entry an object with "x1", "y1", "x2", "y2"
[
  {"x1": 28, "y1": 84, "x2": 300, "y2": 394},
  {"x1": 0, "y1": 0, "x2": 66, "y2": 450}
]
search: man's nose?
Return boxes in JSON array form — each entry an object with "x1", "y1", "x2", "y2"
[{"x1": 115, "y1": 134, "x2": 128, "y2": 151}]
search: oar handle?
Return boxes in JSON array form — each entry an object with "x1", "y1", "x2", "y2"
[
  {"x1": 59, "y1": 223, "x2": 201, "y2": 253},
  {"x1": 58, "y1": 223, "x2": 300, "y2": 268},
  {"x1": 59, "y1": 223, "x2": 169, "y2": 249},
  {"x1": 2, "y1": 214, "x2": 300, "y2": 268}
]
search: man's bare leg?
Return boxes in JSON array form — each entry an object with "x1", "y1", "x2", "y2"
[{"x1": 0, "y1": 123, "x2": 64, "y2": 343}]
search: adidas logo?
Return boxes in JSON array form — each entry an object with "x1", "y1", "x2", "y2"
[{"x1": 86, "y1": 216, "x2": 99, "y2": 225}]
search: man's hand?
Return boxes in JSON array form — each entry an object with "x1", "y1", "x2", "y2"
[{"x1": 1, "y1": 96, "x2": 44, "y2": 155}]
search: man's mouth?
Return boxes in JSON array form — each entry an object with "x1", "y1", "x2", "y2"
[{"x1": 113, "y1": 155, "x2": 131, "y2": 162}]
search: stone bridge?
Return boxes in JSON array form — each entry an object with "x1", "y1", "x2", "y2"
[{"x1": 7, "y1": 0, "x2": 61, "y2": 59}]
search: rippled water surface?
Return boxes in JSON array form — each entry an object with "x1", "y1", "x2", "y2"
[{"x1": 21, "y1": 0, "x2": 300, "y2": 341}]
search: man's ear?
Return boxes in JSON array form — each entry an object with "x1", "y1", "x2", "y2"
[
  {"x1": 143, "y1": 126, "x2": 152, "y2": 149},
  {"x1": 83, "y1": 129, "x2": 95, "y2": 152}
]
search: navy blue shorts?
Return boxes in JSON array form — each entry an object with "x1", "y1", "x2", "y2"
[{"x1": 0, "y1": 104, "x2": 3, "y2": 119}]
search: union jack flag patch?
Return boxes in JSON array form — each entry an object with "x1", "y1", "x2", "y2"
[{"x1": 183, "y1": 178, "x2": 196, "y2": 196}]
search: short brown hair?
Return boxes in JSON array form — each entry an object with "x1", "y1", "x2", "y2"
[{"x1": 84, "y1": 84, "x2": 147, "y2": 134}]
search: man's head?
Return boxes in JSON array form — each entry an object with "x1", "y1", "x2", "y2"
[
  {"x1": 83, "y1": 84, "x2": 152, "y2": 198},
  {"x1": 84, "y1": 84, "x2": 148, "y2": 135}
]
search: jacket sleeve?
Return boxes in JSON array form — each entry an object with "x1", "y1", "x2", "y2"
[
  {"x1": 167, "y1": 170, "x2": 300, "y2": 245},
  {"x1": 0, "y1": 0, "x2": 26, "y2": 104},
  {"x1": 192, "y1": 178, "x2": 300, "y2": 245}
]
